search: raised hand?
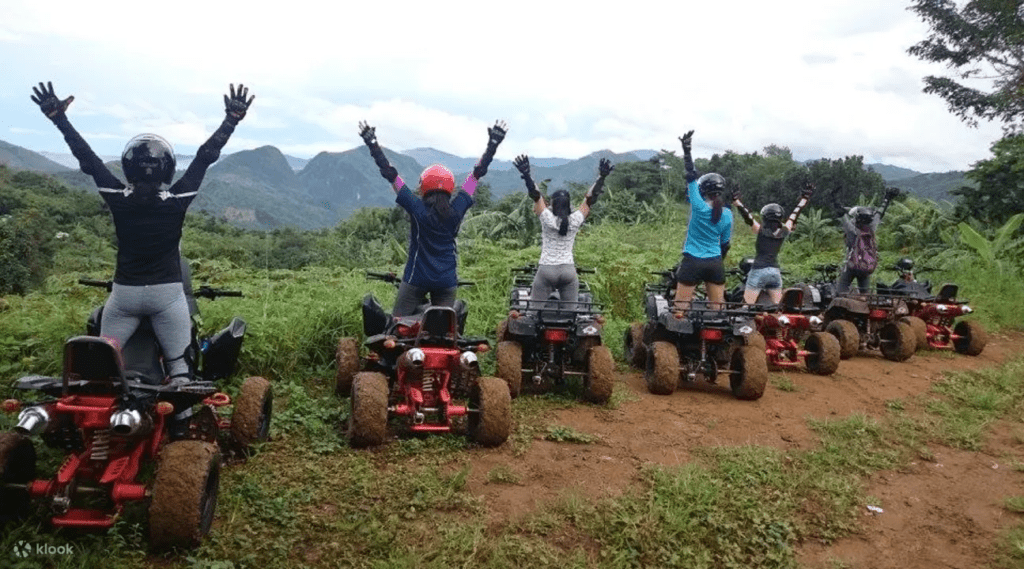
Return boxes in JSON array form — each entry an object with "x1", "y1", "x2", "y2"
[
  {"x1": 358, "y1": 121, "x2": 379, "y2": 147},
  {"x1": 30, "y1": 81, "x2": 74, "y2": 120},
  {"x1": 678, "y1": 130, "x2": 694, "y2": 152},
  {"x1": 224, "y1": 83, "x2": 255, "y2": 122},
  {"x1": 513, "y1": 154, "x2": 531, "y2": 177},
  {"x1": 885, "y1": 187, "x2": 900, "y2": 200},
  {"x1": 487, "y1": 120, "x2": 508, "y2": 148},
  {"x1": 801, "y1": 182, "x2": 815, "y2": 199},
  {"x1": 598, "y1": 157, "x2": 614, "y2": 178}
]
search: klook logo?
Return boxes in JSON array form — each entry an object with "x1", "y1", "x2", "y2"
[
  {"x1": 10, "y1": 541, "x2": 75, "y2": 557},
  {"x1": 12, "y1": 541, "x2": 32, "y2": 558}
]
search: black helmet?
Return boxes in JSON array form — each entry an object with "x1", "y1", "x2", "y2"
[
  {"x1": 849, "y1": 206, "x2": 875, "y2": 227},
  {"x1": 739, "y1": 257, "x2": 754, "y2": 275},
  {"x1": 697, "y1": 173, "x2": 726, "y2": 199},
  {"x1": 122, "y1": 134, "x2": 176, "y2": 185},
  {"x1": 896, "y1": 257, "x2": 914, "y2": 271},
  {"x1": 760, "y1": 203, "x2": 784, "y2": 223}
]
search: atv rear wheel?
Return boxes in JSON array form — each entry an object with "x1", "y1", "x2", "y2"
[
  {"x1": 495, "y1": 341, "x2": 523, "y2": 398},
  {"x1": 624, "y1": 323, "x2": 647, "y2": 369},
  {"x1": 334, "y1": 337, "x2": 360, "y2": 397},
  {"x1": 645, "y1": 341, "x2": 679, "y2": 395},
  {"x1": 496, "y1": 319, "x2": 510, "y2": 343},
  {"x1": 900, "y1": 316, "x2": 928, "y2": 351},
  {"x1": 348, "y1": 372, "x2": 389, "y2": 448},
  {"x1": 803, "y1": 332, "x2": 841, "y2": 375},
  {"x1": 468, "y1": 376, "x2": 512, "y2": 446},
  {"x1": 826, "y1": 319, "x2": 860, "y2": 359},
  {"x1": 879, "y1": 321, "x2": 916, "y2": 362},
  {"x1": 0, "y1": 432, "x2": 35, "y2": 524},
  {"x1": 953, "y1": 320, "x2": 987, "y2": 356},
  {"x1": 746, "y1": 332, "x2": 767, "y2": 351},
  {"x1": 230, "y1": 376, "x2": 273, "y2": 449},
  {"x1": 585, "y1": 345, "x2": 615, "y2": 404},
  {"x1": 730, "y1": 345, "x2": 768, "y2": 400},
  {"x1": 149, "y1": 441, "x2": 220, "y2": 550}
]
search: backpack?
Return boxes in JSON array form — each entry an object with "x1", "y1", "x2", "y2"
[{"x1": 847, "y1": 228, "x2": 878, "y2": 272}]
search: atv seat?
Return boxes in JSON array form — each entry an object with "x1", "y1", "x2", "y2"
[
  {"x1": 416, "y1": 306, "x2": 459, "y2": 347},
  {"x1": 63, "y1": 336, "x2": 126, "y2": 387},
  {"x1": 935, "y1": 283, "x2": 958, "y2": 302}
]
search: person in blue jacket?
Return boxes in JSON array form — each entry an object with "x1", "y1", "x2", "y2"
[
  {"x1": 674, "y1": 130, "x2": 733, "y2": 310},
  {"x1": 359, "y1": 120, "x2": 507, "y2": 316}
]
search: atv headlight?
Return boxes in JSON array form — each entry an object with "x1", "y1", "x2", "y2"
[
  {"x1": 809, "y1": 316, "x2": 823, "y2": 327},
  {"x1": 738, "y1": 325, "x2": 754, "y2": 335},
  {"x1": 936, "y1": 304, "x2": 949, "y2": 314},
  {"x1": 777, "y1": 315, "x2": 791, "y2": 327},
  {"x1": 962, "y1": 305, "x2": 973, "y2": 314}
]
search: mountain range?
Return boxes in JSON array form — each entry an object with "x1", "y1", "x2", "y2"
[{"x1": 1, "y1": 139, "x2": 969, "y2": 229}]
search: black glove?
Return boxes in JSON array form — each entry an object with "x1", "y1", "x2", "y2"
[
  {"x1": 514, "y1": 154, "x2": 540, "y2": 201},
  {"x1": 473, "y1": 120, "x2": 508, "y2": 179},
  {"x1": 679, "y1": 130, "x2": 697, "y2": 182},
  {"x1": 224, "y1": 83, "x2": 255, "y2": 123},
  {"x1": 801, "y1": 183, "x2": 815, "y2": 199},
  {"x1": 678, "y1": 130, "x2": 694, "y2": 153},
  {"x1": 885, "y1": 187, "x2": 900, "y2": 200},
  {"x1": 358, "y1": 120, "x2": 398, "y2": 184},
  {"x1": 30, "y1": 81, "x2": 74, "y2": 120}
]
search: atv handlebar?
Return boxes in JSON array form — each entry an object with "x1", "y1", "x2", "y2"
[
  {"x1": 78, "y1": 278, "x2": 113, "y2": 291},
  {"x1": 367, "y1": 271, "x2": 473, "y2": 287},
  {"x1": 195, "y1": 286, "x2": 243, "y2": 299},
  {"x1": 511, "y1": 265, "x2": 595, "y2": 275}
]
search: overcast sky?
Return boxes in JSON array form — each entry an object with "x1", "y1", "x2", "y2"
[{"x1": 0, "y1": 0, "x2": 1008, "y2": 173}]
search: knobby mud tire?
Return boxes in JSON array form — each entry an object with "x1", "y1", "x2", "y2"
[
  {"x1": 645, "y1": 341, "x2": 679, "y2": 396},
  {"x1": 469, "y1": 376, "x2": 512, "y2": 447},
  {"x1": 730, "y1": 345, "x2": 769, "y2": 400},
  {"x1": 624, "y1": 323, "x2": 647, "y2": 369},
  {"x1": 900, "y1": 316, "x2": 928, "y2": 351},
  {"x1": 149, "y1": 441, "x2": 220, "y2": 551},
  {"x1": 953, "y1": 320, "x2": 987, "y2": 356},
  {"x1": 496, "y1": 319, "x2": 510, "y2": 343},
  {"x1": 585, "y1": 345, "x2": 615, "y2": 405},
  {"x1": 230, "y1": 376, "x2": 273, "y2": 450},
  {"x1": 495, "y1": 341, "x2": 523, "y2": 398},
  {"x1": 804, "y1": 331, "x2": 841, "y2": 375},
  {"x1": 880, "y1": 322, "x2": 916, "y2": 362},
  {"x1": 826, "y1": 319, "x2": 860, "y2": 360},
  {"x1": 334, "y1": 337, "x2": 360, "y2": 397},
  {"x1": 348, "y1": 372, "x2": 389, "y2": 448},
  {"x1": 0, "y1": 432, "x2": 35, "y2": 524}
]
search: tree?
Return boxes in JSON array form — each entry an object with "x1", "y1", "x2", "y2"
[
  {"x1": 907, "y1": 0, "x2": 1024, "y2": 130},
  {"x1": 955, "y1": 133, "x2": 1024, "y2": 224}
]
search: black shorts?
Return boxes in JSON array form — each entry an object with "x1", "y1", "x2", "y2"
[{"x1": 675, "y1": 253, "x2": 726, "y2": 286}]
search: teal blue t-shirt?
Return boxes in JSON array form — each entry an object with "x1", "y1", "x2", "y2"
[{"x1": 683, "y1": 179, "x2": 733, "y2": 259}]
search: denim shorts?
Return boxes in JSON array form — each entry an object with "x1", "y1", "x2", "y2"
[{"x1": 746, "y1": 267, "x2": 783, "y2": 290}]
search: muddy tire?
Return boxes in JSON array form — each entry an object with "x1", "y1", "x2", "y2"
[
  {"x1": 645, "y1": 341, "x2": 679, "y2": 395},
  {"x1": 495, "y1": 319, "x2": 510, "y2": 343},
  {"x1": 879, "y1": 322, "x2": 916, "y2": 362},
  {"x1": 230, "y1": 376, "x2": 273, "y2": 449},
  {"x1": 468, "y1": 376, "x2": 512, "y2": 447},
  {"x1": 804, "y1": 332, "x2": 841, "y2": 375},
  {"x1": 746, "y1": 332, "x2": 767, "y2": 351},
  {"x1": 826, "y1": 319, "x2": 860, "y2": 360},
  {"x1": 730, "y1": 345, "x2": 768, "y2": 400},
  {"x1": 348, "y1": 372, "x2": 389, "y2": 448},
  {"x1": 0, "y1": 432, "x2": 35, "y2": 524},
  {"x1": 585, "y1": 345, "x2": 615, "y2": 404},
  {"x1": 624, "y1": 323, "x2": 647, "y2": 369},
  {"x1": 495, "y1": 341, "x2": 523, "y2": 398},
  {"x1": 900, "y1": 316, "x2": 928, "y2": 351},
  {"x1": 334, "y1": 337, "x2": 360, "y2": 397},
  {"x1": 149, "y1": 441, "x2": 220, "y2": 550},
  {"x1": 953, "y1": 320, "x2": 987, "y2": 356}
]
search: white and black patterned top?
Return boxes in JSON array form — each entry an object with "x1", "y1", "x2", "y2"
[{"x1": 538, "y1": 209, "x2": 585, "y2": 266}]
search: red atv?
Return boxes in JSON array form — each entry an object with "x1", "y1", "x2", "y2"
[
  {"x1": 335, "y1": 272, "x2": 510, "y2": 448},
  {"x1": 878, "y1": 258, "x2": 987, "y2": 355},
  {"x1": 0, "y1": 273, "x2": 271, "y2": 549},
  {"x1": 751, "y1": 288, "x2": 841, "y2": 375}
]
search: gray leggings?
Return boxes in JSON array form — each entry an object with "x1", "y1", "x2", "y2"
[
  {"x1": 101, "y1": 282, "x2": 191, "y2": 379},
  {"x1": 531, "y1": 264, "x2": 579, "y2": 310},
  {"x1": 392, "y1": 281, "x2": 457, "y2": 317}
]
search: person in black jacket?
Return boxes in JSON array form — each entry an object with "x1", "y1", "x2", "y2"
[{"x1": 31, "y1": 81, "x2": 253, "y2": 383}]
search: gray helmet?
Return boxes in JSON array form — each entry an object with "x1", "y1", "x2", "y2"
[
  {"x1": 696, "y1": 173, "x2": 726, "y2": 199},
  {"x1": 760, "y1": 203, "x2": 784, "y2": 223}
]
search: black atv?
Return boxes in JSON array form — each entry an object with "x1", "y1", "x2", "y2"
[
  {"x1": 493, "y1": 265, "x2": 614, "y2": 404},
  {"x1": 334, "y1": 272, "x2": 510, "y2": 447},
  {"x1": 625, "y1": 269, "x2": 768, "y2": 400},
  {"x1": 822, "y1": 291, "x2": 917, "y2": 362}
]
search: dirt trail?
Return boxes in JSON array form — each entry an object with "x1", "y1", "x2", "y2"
[{"x1": 465, "y1": 331, "x2": 1024, "y2": 567}]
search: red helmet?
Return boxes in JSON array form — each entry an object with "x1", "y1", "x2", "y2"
[{"x1": 419, "y1": 164, "x2": 455, "y2": 195}]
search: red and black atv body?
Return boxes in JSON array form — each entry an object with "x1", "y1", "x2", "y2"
[
  {"x1": 493, "y1": 265, "x2": 614, "y2": 404},
  {"x1": 751, "y1": 288, "x2": 841, "y2": 375},
  {"x1": 822, "y1": 292, "x2": 917, "y2": 362},
  {"x1": 0, "y1": 264, "x2": 271, "y2": 549},
  {"x1": 876, "y1": 263, "x2": 987, "y2": 355},
  {"x1": 335, "y1": 272, "x2": 511, "y2": 448}
]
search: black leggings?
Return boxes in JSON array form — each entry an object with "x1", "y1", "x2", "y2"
[{"x1": 837, "y1": 267, "x2": 872, "y2": 294}]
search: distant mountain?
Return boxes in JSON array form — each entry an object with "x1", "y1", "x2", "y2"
[
  {"x1": 888, "y1": 171, "x2": 972, "y2": 203},
  {"x1": 284, "y1": 154, "x2": 308, "y2": 171},
  {"x1": 468, "y1": 149, "x2": 650, "y2": 197},
  {"x1": 867, "y1": 163, "x2": 922, "y2": 182},
  {"x1": 297, "y1": 146, "x2": 423, "y2": 217},
  {"x1": 1, "y1": 142, "x2": 70, "y2": 173},
  {"x1": 404, "y1": 148, "x2": 572, "y2": 173},
  {"x1": 41, "y1": 151, "x2": 196, "y2": 171}
]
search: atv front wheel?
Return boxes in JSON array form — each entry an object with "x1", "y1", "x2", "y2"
[
  {"x1": 730, "y1": 345, "x2": 768, "y2": 400},
  {"x1": 495, "y1": 319, "x2": 510, "y2": 343},
  {"x1": 469, "y1": 376, "x2": 512, "y2": 446},
  {"x1": 645, "y1": 341, "x2": 679, "y2": 395},
  {"x1": 585, "y1": 345, "x2": 615, "y2": 404},
  {"x1": 900, "y1": 316, "x2": 928, "y2": 351},
  {"x1": 826, "y1": 319, "x2": 860, "y2": 359},
  {"x1": 348, "y1": 372, "x2": 389, "y2": 448},
  {"x1": 230, "y1": 376, "x2": 273, "y2": 449},
  {"x1": 0, "y1": 432, "x2": 35, "y2": 524},
  {"x1": 953, "y1": 320, "x2": 987, "y2": 356},
  {"x1": 879, "y1": 321, "x2": 916, "y2": 362},
  {"x1": 803, "y1": 332, "x2": 841, "y2": 375},
  {"x1": 624, "y1": 323, "x2": 647, "y2": 369},
  {"x1": 334, "y1": 337, "x2": 360, "y2": 397},
  {"x1": 149, "y1": 441, "x2": 220, "y2": 550},
  {"x1": 495, "y1": 341, "x2": 523, "y2": 398}
]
